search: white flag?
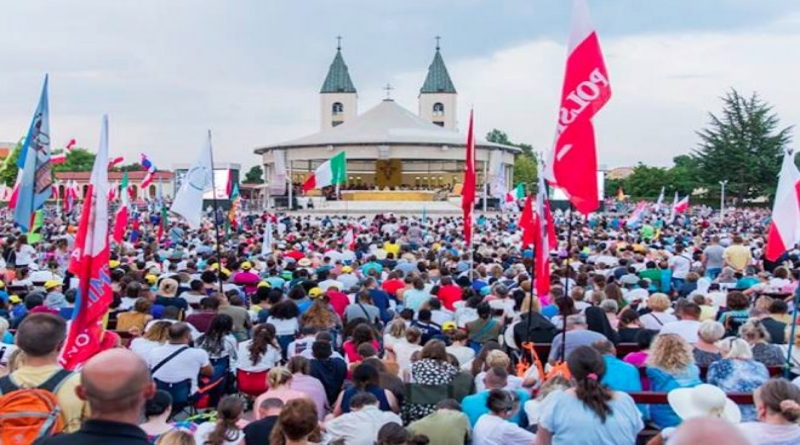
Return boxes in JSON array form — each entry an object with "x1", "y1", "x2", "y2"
[
  {"x1": 270, "y1": 149, "x2": 287, "y2": 196},
  {"x1": 262, "y1": 218, "x2": 273, "y2": 256},
  {"x1": 171, "y1": 132, "x2": 214, "y2": 228}
]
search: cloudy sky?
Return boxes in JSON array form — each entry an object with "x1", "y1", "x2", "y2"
[{"x1": 0, "y1": 0, "x2": 798, "y2": 170}]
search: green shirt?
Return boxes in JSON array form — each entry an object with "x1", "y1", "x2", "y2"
[{"x1": 408, "y1": 410, "x2": 471, "y2": 445}]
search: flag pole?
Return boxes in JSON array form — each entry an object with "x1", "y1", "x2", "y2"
[
  {"x1": 785, "y1": 290, "x2": 800, "y2": 378},
  {"x1": 207, "y1": 130, "x2": 225, "y2": 296},
  {"x1": 560, "y1": 202, "x2": 574, "y2": 362}
]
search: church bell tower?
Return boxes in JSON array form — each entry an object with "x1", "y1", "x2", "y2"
[
  {"x1": 320, "y1": 37, "x2": 358, "y2": 130},
  {"x1": 419, "y1": 37, "x2": 457, "y2": 130}
]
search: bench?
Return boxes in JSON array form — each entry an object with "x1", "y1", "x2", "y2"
[{"x1": 635, "y1": 365, "x2": 785, "y2": 381}]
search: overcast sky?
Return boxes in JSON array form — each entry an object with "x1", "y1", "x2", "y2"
[{"x1": 0, "y1": 0, "x2": 798, "y2": 170}]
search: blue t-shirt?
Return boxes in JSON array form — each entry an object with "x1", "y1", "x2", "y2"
[
  {"x1": 540, "y1": 390, "x2": 644, "y2": 445},
  {"x1": 462, "y1": 389, "x2": 529, "y2": 427},
  {"x1": 647, "y1": 365, "x2": 701, "y2": 428}
]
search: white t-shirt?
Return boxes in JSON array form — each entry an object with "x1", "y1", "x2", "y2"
[
  {"x1": 473, "y1": 413, "x2": 536, "y2": 445},
  {"x1": 659, "y1": 320, "x2": 701, "y2": 343},
  {"x1": 668, "y1": 255, "x2": 692, "y2": 279},
  {"x1": 15, "y1": 245, "x2": 37, "y2": 266},
  {"x1": 640, "y1": 312, "x2": 678, "y2": 332},
  {"x1": 474, "y1": 371, "x2": 524, "y2": 393},
  {"x1": 129, "y1": 338, "x2": 163, "y2": 361},
  {"x1": 0, "y1": 343, "x2": 18, "y2": 365},
  {"x1": 446, "y1": 345, "x2": 476, "y2": 366},
  {"x1": 267, "y1": 317, "x2": 299, "y2": 336},
  {"x1": 287, "y1": 337, "x2": 316, "y2": 358},
  {"x1": 737, "y1": 421, "x2": 800, "y2": 445},
  {"x1": 147, "y1": 344, "x2": 210, "y2": 394},
  {"x1": 194, "y1": 422, "x2": 244, "y2": 445},
  {"x1": 235, "y1": 340, "x2": 280, "y2": 373}
]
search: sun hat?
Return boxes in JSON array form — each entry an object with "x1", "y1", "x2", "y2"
[
  {"x1": 44, "y1": 280, "x2": 62, "y2": 290},
  {"x1": 341, "y1": 266, "x2": 353, "y2": 273},
  {"x1": 109, "y1": 260, "x2": 120, "y2": 269},
  {"x1": 241, "y1": 261, "x2": 252, "y2": 270},
  {"x1": 442, "y1": 321, "x2": 457, "y2": 331},
  {"x1": 257, "y1": 281, "x2": 270, "y2": 288},
  {"x1": 144, "y1": 274, "x2": 158, "y2": 285},
  {"x1": 298, "y1": 258, "x2": 312, "y2": 268},
  {"x1": 9, "y1": 295, "x2": 21, "y2": 304},
  {"x1": 308, "y1": 287, "x2": 324, "y2": 298},
  {"x1": 668, "y1": 384, "x2": 741, "y2": 424}
]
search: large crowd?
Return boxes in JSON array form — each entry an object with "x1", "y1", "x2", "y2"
[{"x1": 1, "y1": 204, "x2": 800, "y2": 445}]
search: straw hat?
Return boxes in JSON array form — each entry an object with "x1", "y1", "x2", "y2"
[{"x1": 157, "y1": 278, "x2": 179, "y2": 298}]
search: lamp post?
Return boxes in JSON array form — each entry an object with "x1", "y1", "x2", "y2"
[{"x1": 719, "y1": 180, "x2": 728, "y2": 219}]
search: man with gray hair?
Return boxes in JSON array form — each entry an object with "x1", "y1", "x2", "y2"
[{"x1": 548, "y1": 314, "x2": 607, "y2": 364}]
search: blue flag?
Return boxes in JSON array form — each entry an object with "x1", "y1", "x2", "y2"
[{"x1": 14, "y1": 75, "x2": 52, "y2": 231}]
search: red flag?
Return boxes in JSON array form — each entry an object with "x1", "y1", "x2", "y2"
[
  {"x1": 462, "y1": 110, "x2": 476, "y2": 246},
  {"x1": 673, "y1": 196, "x2": 689, "y2": 214},
  {"x1": 766, "y1": 150, "x2": 800, "y2": 260},
  {"x1": 519, "y1": 195, "x2": 535, "y2": 247},
  {"x1": 534, "y1": 173, "x2": 555, "y2": 303},
  {"x1": 545, "y1": 0, "x2": 611, "y2": 215},
  {"x1": 61, "y1": 116, "x2": 113, "y2": 370}
]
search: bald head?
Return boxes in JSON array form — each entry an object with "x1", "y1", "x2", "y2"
[
  {"x1": 77, "y1": 349, "x2": 155, "y2": 421},
  {"x1": 671, "y1": 418, "x2": 749, "y2": 445}
]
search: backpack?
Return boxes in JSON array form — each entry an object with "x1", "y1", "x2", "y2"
[{"x1": 0, "y1": 369, "x2": 73, "y2": 445}]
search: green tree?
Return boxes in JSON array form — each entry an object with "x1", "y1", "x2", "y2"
[
  {"x1": 486, "y1": 129, "x2": 537, "y2": 185},
  {"x1": 52, "y1": 148, "x2": 96, "y2": 172},
  {"x1": 244, "y1": 165, "x2": 264, "y2": 184},
  {"x1": 0, "y1": 143, "x2": 22, "y2": 185},
  {"x1": 118, "y1": 162, "x2": 144, "y2": 172},
  {"x1": 693, "y1": 89, "x2": 792, "y2": 203}
]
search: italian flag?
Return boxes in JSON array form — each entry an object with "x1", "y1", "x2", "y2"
[
  {"x1": 505, "y1": 183, "x2": 525, "y2": 202},
  {"x1": 112, "y1": 172, "x2": 129, "y2": 243},
  {"x1": 302, "y1": 152, "x2": 347, "y2": 192}
]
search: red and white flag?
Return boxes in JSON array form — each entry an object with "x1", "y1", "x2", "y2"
[
  {"x1": 462, "y1": 110, "x2": 477, "y2": 247},
  {"x1": 51, "y1": 139, "x2": 76, "y2": 164},
  {"x1": 545, "y1": 0, "x2": 611, "y2": 215},
  {"x1": 534, "y1": 172, "x2": 556, "y2": 303},
  {"x1": 673, "y1": 194, "x2": 689, "y2": 214},
  {"x1": 60, "y1": 116, "x2": 113, "y2": 370},
  {"x1": 343, "y1": 228, "x2": 356, "y2": 250},
  {"x1": 766, "y1": 150, "x2": 800, "y2": 260}
]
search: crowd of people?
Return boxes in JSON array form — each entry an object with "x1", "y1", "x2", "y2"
[{"x1": 1, "y1": 204, "x2": 800, "y2": 444}]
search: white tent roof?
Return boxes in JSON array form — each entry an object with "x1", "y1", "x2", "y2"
[{"x1": 255, "y1": 99, "x2": 520, "y2": 153}]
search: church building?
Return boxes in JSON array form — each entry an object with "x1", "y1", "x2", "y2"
[{"x1": 255, "y1": 41, "x2": 519, "y2": 204}]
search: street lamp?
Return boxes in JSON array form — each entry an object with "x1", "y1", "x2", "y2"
[{"x1": 719, "y1": 180, "x2": 728, "y2": 219}]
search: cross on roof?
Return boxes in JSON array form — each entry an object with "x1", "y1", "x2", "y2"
[
  {"x1": 336, "y1": 35, "x2": 342, "y2": 51},
  {"x1": 435, "y1": 35, "x2": 441, "y2": 50},
  {"x1": 383, "y1": 83, "x2": 394, "y2": 99}
]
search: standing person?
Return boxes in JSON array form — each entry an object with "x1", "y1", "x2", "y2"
[
  {"x1": 703, "y1": 236, "x2": 726, "y2": 279},
  {"x1": 737, "y1": 378, "x2": 800, "y2": 444},
  {"x1": 32, "y1": 349, "x2": 156, "y2": 445},
  {"x1": 0, "y1": 313, "x2": 85, "y2": 433},
  {"x1": 243, "y1": 398, "x2": 284, "y2": 445},
  {"x1": 724, "y1": 235, "x2": 752, "y2": 273},
  {"x1": 536, "y1": 346, "x2": 644, "y2": 445},
  {"x1": 13, "y1": 235, "x2": 37, "y2": 268},
  {"x1": 668, "y1": 244, "x2": 692, "y2": 290}
]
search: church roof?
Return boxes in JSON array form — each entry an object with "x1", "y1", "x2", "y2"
[
  {"x1": 255, "y1": 99, "x2": 519, "y2": 153},
  {"x1": 320, "y1": 49, "x2": 356, "y2": 94},
  {"x1": 420, "y1": 49, "x2": 456, "y2": 94}
]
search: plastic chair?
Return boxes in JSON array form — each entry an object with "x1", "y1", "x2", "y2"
[{"x1": 237, "y1": 369, "x2": 269, "y2": 398}]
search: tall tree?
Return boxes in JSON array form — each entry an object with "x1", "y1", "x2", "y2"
[
  {"x1": 243, "y1": 165, "x2": 264, "y2": 184},
  {"x1": 0, "y1": 143, "x2": 22, "y2": 185},
  {"x1": 486, "y1": 129, "x2": 536, "y2": 184},
  {"x1": 693, "y1": 90, "x2": 792, "y2": 202}
]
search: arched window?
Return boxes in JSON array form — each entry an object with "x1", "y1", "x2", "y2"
[
  {"x1": 130, "y1": 185, "x2": 139, "y2": 199},
  {"x1": 332, "y1": 102, "x2": 344, "y2": 116},
  {"x1": 149, "y1": 185, "x2": 157, "y2": 198},
  {"x1": 433, "y1": 102, "x2": 445, "y2": 116}
]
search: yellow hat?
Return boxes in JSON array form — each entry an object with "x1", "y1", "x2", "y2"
[
  {"x1": 257, "y1": 281, "x2": 270, "y2": 288},
  {"x1": 241, "y1": 261, "x2": 252, "y2": 270},
  {"x1": 341, "y1": 266, "x2": 353, "y2": 273},
  {"x1": 0, "y1": 280, "x2": 5, "y2": 288},
  {"x1": 9, "y1": 295, "x2": 21, "y2": 304},
  {"x1": 308, "y1": 287, "x2": 324, "y2": 298},
  {"x1": 145, "y1": 274, "x2": 158, "y2": 284},
  {"x1": 109, "y1": 260, "x2": 120, "y2": 269},
  {"x1": 44, "y1": 280, "x2": 62, "y2": 290},
  {"x1": 442, "y1": 321, "x2": 457, "y2": 331}
]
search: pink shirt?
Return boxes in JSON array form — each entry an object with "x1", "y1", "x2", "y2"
[
  {"x1": 254, "y1": 387, "x2": 309, "y2": 419},
  {"x1": 290, "y1": 373, "x2": 329, "y2": 419}
]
